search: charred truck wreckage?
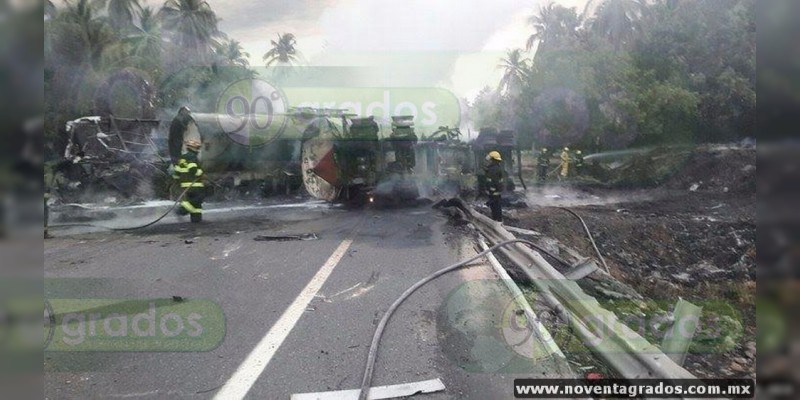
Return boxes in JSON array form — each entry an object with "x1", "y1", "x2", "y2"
[{"x1": 53, "y1": 107, "x2": 525, "y2": 207}]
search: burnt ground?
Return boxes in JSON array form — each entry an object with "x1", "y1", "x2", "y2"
[{"x1": 497, "y1": 146, "x2": 757, "y2": 379}]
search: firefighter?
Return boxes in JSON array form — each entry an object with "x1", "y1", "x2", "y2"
[
  {"x1": 484, "y1": 150, "x2": 504, "y2": 222},
  {"x1": 173, "y1": 140, "x2": 205, "y2": 223},
  {"x1": 559, "y1": 147, "x2": 571, "y2": 180},
  {"x1": 537, "y1": 147, "x2": 550, "y2": 182},
  {"x1": 168, "y1": 106, "x2": 194, "y2": 165},
  {"x1": 574, "y1": 149, "x2": 585, "y2": 175}
]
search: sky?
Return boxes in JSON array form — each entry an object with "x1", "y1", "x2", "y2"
[{"x1": 141, "y1": 0, "x2": 592, "y2": 101}]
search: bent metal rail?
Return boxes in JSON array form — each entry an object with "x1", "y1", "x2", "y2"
[{"x1": 449, "y1": 198, "x2": 698, "y2": 382}]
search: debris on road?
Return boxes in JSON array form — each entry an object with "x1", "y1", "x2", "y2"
[
  {"x1": 291, "y1": 378, "x2": 446, "y2": 400},
  {"x1": 253, "y1": 233, "x2": 319, "y2": 241}
]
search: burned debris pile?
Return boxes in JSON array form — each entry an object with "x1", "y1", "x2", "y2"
[
  {"x1": 505, "y1": 144, "x2": 756, "y2": 379},
  {"x1": 49, "y1": 116, "x2": 165, "y2": 203}
]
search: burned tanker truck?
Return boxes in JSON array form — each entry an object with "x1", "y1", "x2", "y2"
[
  {"x1": 300, "y1": 114, "x2": 520, "y2": 205},
  {"x1": 301, "y1": 113, "x2": 420, "y2": 205},
  {"x1": 49, "y1": 70, "x2": 521, "y2": 205},
  {"x1": 55, "y1": 112, "x2": 306, "y2": 203},
  {"x1": 55, "y1": 105, "x2": 519, "y2": 206}
]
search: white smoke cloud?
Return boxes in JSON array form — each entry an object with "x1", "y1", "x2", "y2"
[{"x1": 208, "y1": 0, "x2": 590, "y2": 98}]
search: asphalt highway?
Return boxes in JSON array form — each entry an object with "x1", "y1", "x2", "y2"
[{"x1": 45, "y1": 200, "x2": 571, "y2": 399}]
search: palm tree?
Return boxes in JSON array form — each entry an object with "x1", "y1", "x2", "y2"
[
  {"x1": 262, "y1": 33, "x2": 298, "y2": 66},
  {"x1": 585, "y1": 0, "x2": 647, "y2": 50},
  {"x1": 47, "y1": 0, "x2": 116, "y2": 123},
  {"x1": 526, "y1": 3, "x2": 552, "y2": 51},
  {"x1": 58, "y1": 0, "x2": 115, "y2": 66},
  {"x1": 122, "y1": 7, "x2": 164, "y2": 69},
  {"x1": 525, "y1": 3, "x2": 581, "y2": 54},
  {"x1": 497, "y1": 49, "x2": 530, "y2": 95},
  {"x1": 216, "y1": 39, "x2": 250, "y2": 67},
  {"x1": 105, "y1": 0, "x2": 142, "y2": 32},
  {"x1": 159, "y1": 0, "x2": 219, "y2": 64}
]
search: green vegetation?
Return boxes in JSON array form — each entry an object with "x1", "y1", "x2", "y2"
[
  {"x1": 44, "y1": 0, "x2": 261, "y2": 157},
  {"x1": 471, "y1": 0, "x2": 755, "y2": 150},
  {"x1": 262, "y1": 33, "x2": 299, "y2": 66},
  {"x1": 45, "y1": 0, "x2": 755, "y2": 158}
]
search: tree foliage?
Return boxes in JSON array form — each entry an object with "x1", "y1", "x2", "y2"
[
  {"x1": 44, "y1": 0, "x2": 263, "y2": 158},
  {"x1": 472, "y1": 0, "x2": 755, "y2": 150},
  {"x1": 262, "y1": 33, "x2": 299, "y2": 66}
]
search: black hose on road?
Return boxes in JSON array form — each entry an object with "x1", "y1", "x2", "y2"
[
  {"x1": 48, "y1": 178, "x2": 198, "y2": 232},
  {"x1": 357, "y1": 238, "x2": 541, "y2": 400}
]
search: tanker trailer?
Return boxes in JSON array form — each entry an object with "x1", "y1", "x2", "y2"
[
  {"x1": 187, "y1": 111, "x2": 304, "y2": 196},
  {"x1": 300, "y1": 112, "x2": 422, "y2": 205},
  {"x1": 371, "y1": 115, "x2": 420, "y2": 204},
  {"x1": 413, "y1": 126, "x2": 476, "y2": 197}
]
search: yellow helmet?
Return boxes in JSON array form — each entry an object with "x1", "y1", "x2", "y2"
[
  {"x1": 185, "y1": 140, "x2": 202, "y2": 152},
  {"x1": 487, "y1": 151, "x2": 502, "y2": 161}
]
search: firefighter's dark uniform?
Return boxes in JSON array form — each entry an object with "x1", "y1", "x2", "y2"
[
  {"x1": 574, "y1": 151, "x2": 585, "y2": 175},
  {"x1": 172, "y1": 149, "x2": 205, "y2": 223},
  {"x1": 484, "y1": 157, "x2": 504, "y2": 222},
  {"x1": 537, "y1": 148, "x2": 550, "y2": 182},
  {"x1": 169, "y1": 107, "x2": 193, "y2": 164}
]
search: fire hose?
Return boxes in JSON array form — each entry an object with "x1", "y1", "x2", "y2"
[
  {"x1": 48, "y1": 176, "x2": 201, "y2": 232},
  {"x1": 358, "y1": 203, "x2": 613, "y2": 398},
  {"x1": 556, "y1": 207, "x2": 611, "y2": 275},
  {"x1": 357, "y1": 238, "x2": 544, "y2": 400}
]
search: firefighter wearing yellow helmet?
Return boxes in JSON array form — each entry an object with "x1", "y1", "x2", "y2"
[
  {"x1": 559, "y1": 146, "x2": 571, "y2": 180},
  {"x1": 574, "y1": 149, "x2": 585, "y2": 175},
  {"x1": 483, "y1": 150, "x2": 504, "y2": 222},
  {"x1": 172, "y1": 139, "x2": 206, "y2": 223}
]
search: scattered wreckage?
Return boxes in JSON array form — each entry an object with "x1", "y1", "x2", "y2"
[{"x1": 53, "y1": 115, "x2": 164, "y2": 203}]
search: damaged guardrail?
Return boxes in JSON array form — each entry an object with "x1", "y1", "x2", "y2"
[{"x1": 443, "y1": 198, "x2": 699, "y2": 381}]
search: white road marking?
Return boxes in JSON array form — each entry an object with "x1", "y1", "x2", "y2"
[
  {"x1": 213, "y1": 239, "x2": 354, "y2": 400},
  {"x1": 477, "y1": 237, "x2": 565, "y2": 360},
  {"x1": 291, "y1": 378, "x2": 446, "y2": 400}
]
